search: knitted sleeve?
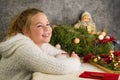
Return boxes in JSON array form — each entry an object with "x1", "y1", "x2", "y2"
[
  {"x1": 16, "y1": 43, "x2": 81, "y2": 75},
  {"x1": 41, "y1": 43, "x2": 66, "y2": 56}
]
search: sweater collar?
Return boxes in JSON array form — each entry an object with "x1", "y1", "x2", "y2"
[{"x1": 0, "y1": 33, "x2": 31, "y2": 58}]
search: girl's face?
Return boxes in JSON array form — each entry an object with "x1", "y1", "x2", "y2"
[{"x1": 23, "y1": 12, "x2": 52, "y2": 46}]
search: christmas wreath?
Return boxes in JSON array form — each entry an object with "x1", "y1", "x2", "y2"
[
  {"x1": 50, "y1": 24, "x2": 120, "y2": 74},
  {"x1": 50, "y1": 24, "x2": 114, "y2": 56}
]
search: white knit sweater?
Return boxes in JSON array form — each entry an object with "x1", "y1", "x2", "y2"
[{"x1": 0, "y1": 33, "x2": 81, "y2": 80}]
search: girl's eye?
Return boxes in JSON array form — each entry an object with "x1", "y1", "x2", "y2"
[
  {"x1": 46, "y1": 24, "x2": 50, "y2": 26},
  {"x1": 37, "y1": 25, "x2": 43, "y2": 27},
  {"x1": 37, "y1": 23, "x2": 51, "y2": 28}
]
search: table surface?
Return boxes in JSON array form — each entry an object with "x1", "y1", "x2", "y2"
[{"x1": 32, "y1": 63, "x2": 105, "y2": 80}]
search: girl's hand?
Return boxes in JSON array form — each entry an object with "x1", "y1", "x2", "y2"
[{"x1": 70, "y1": 52, "x2": 80, "y2": 61}]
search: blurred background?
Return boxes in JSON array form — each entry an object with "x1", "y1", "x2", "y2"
[{"x1": 0, "y1": 0, "x2": 120, "y2": 48}]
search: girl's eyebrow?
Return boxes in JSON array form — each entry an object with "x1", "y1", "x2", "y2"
[{"x1": 35, "y1": 21, "x2": 50, "y2": 26}]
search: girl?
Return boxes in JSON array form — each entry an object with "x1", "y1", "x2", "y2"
[{"x1": 0, "y1": 8, "x2": 81, "y2": 80}]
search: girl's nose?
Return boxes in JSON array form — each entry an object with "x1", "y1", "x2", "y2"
[{"x1": 44, "y1": 26, "x2": 52, "y2": 31}]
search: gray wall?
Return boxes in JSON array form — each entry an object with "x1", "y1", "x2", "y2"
[{"x1": 0, "y1": 0, "x2": 120, "y2": 47}]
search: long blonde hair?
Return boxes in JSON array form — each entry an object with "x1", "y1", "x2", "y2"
[{"x1": 3, "y1": 8, "x2": 44, "y2": 41}]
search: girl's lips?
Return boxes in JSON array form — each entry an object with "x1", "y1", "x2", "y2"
[{"x1": 42, "y1": 33, "x2": 51, "y2": 38}]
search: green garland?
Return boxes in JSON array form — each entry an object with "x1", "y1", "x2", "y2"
[
  {"x1": 50, "y1": 24, "x2": 112, "y2": 56},
  {"x1": 50, "y1": 24, "x2": 120, "y2": 72}
]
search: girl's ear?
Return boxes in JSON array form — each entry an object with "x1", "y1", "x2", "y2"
[{"x1": 22, "y1": 27, "x2": 29, "y2": 35}]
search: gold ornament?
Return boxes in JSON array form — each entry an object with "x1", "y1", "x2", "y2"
[
  {"x1": 101, "y1": 32, "x2": 106, "y2": 36},
  {"x1": 109, "y1": 50, "x2": 114, "y2": 53},
  {"x1": 74, "y1": 38, "x2": 80, "y2": 44},
  {"x1": 114, "y1": 62, "x2": 119, "y2": 70},
  {"x1": 110, "y1": 53, "x2": 114, "y2": 58},
  {"x1": 97, "y1": 56, "x2": 101, "y2": 60},
  {"x1": 93, "y1": 57, "x2": 98, "y2": 62},
  {"x1": 109, "y1": 50, "x2": 114, "y2": 58},
  {"x1": 55, "y1": 43, "x2": 61, "y2": 49}
]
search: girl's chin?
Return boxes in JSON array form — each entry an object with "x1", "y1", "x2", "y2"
[
  {"x1": 43, "y1": 39, "x2": 51, "y2": 43},
  {"x1": 40, "y1": 37, "x2": 51, "y2": 43}
]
